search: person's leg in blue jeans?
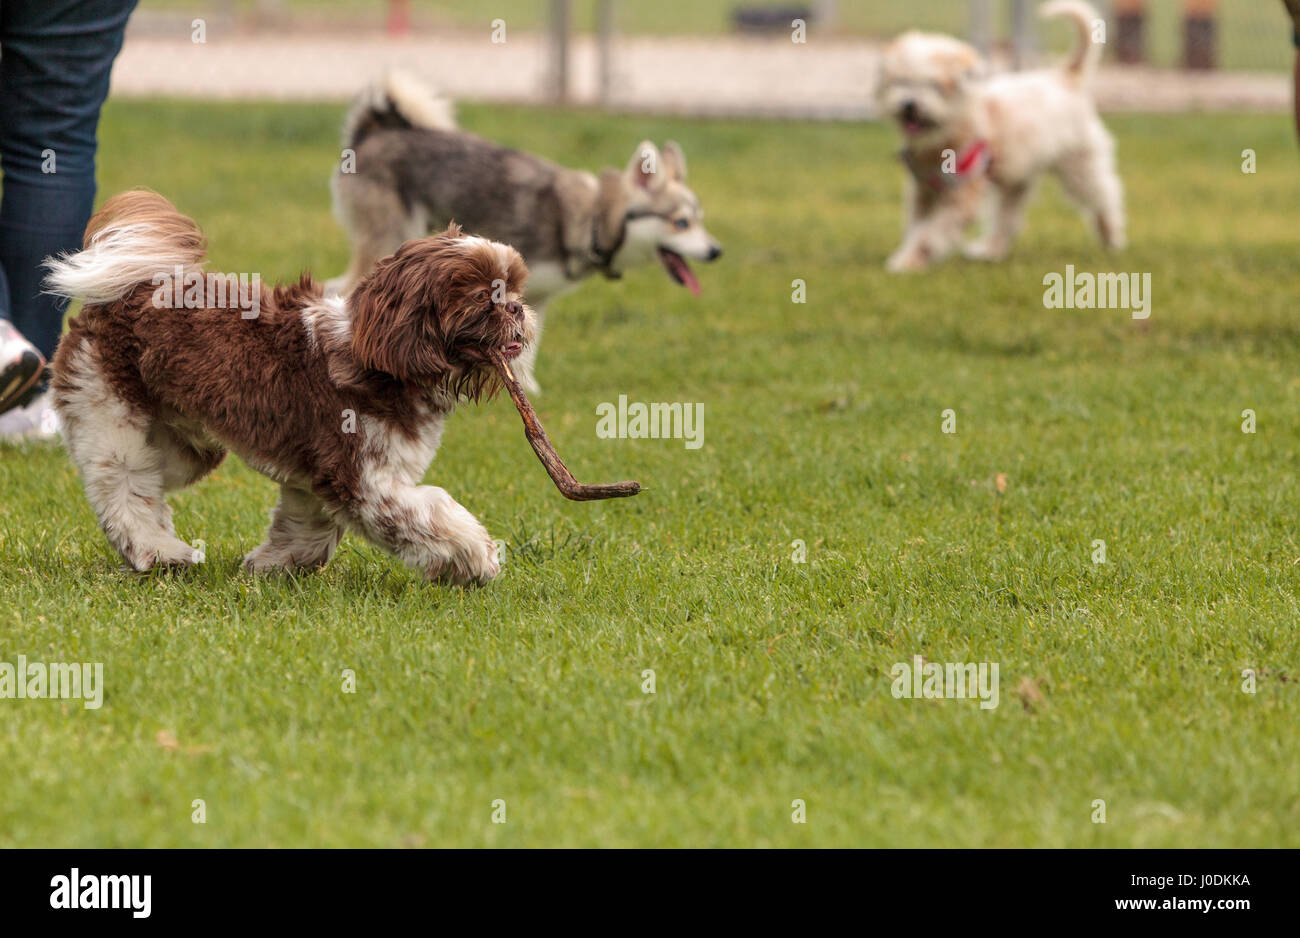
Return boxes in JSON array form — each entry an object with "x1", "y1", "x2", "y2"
[
  {"x1": 0, "y1": 0, "x2": 136, "y2": 428},
  {"x1": 1286, "y1": 3, "x2": 1300, "y2": 141}
]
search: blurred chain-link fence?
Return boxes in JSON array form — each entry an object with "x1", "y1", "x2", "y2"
[
  {"x1": 120, "y1": 1, "x2": 1296, "y2": 116},
  {"x1": 142, "y1": 1, "x2": 1294, "y2": 71}
]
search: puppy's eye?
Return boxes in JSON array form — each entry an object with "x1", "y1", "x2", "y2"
[{"x1": 673, "y1": 218, "x2": 689, "y2": 230}]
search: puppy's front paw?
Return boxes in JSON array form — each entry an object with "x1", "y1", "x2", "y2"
[
  {"x1": 962, "y1": 239, "x2": 1006, "y2": 262},
  {"x1": 129, "y1": 536, "x2": 205, "y2": 571},
  {"x1": 429, "y1": 531, "x2": 500, "y2": 587},
  {"x1": 886, "y1": 248, "x2": 929, "y2": 273},
  {"x1": 242, "y1": 543, "x2": 327, "y2": 575}
]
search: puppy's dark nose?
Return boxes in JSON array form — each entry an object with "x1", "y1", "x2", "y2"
[
  {"x1": 505, "y1": 300, "x2": 524, "y2": 320},
  {"x1": 707, "y1": 245, "x2": 723, "y2": 261},
  {"x1": 901, "y1": 100, "x2": 919, "y2": 122}
]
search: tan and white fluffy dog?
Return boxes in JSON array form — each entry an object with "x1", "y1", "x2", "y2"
[{"x1": 878, "y1": 0, "x2": 1125, "y2": 271}]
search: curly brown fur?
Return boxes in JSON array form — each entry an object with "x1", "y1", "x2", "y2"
[{"x1": 47, "y1": 190, "x2": 535, "y2": 584}]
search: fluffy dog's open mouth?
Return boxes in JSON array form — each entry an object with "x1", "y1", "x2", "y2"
[
  {"x1": 901, "y1": 116, "x2": 937, "y2": 136},
  {"x1": 657, "y1": 247, "x2": 701, "y2": 297},
  {"x1": 500, "y1": 341, "x2": 523, "y2": 360}
]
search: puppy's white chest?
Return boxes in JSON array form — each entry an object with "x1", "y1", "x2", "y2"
[{"x1": 362, "y1": 411, "x2": 446, "y2": 487}]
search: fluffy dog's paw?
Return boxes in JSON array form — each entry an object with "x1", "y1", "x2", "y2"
[
  {"x1": 886, "y1": 248, "x2": 928, "y2": 273},
  {"x1": 242, "y1": 546, "x2": 287, "y2": 575},
  {"x1": 428, "y1": 532, "x2": 500, "y2": 587},
  {"x1": 129, "y1": 539, "x2": 204, "y2": 572},
  {"x1": 242, "y1": 543, "x2": 329, "y2": 575},
  {"x1": 962, "y1": 240, "x2": 1006, "y2": 262}
]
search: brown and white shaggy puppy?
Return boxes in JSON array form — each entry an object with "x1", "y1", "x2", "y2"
[{"x1": 46, "y1": 189, "x2": 534, "y2": 585}]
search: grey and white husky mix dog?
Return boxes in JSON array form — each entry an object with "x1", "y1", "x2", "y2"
[{"x1": 330, "y1": 72, "x2": 723, "y2": 391}]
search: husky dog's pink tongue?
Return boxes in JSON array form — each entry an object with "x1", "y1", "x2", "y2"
[{"x1": 657, "y1": 247, "x2": 701, "y2": 296}]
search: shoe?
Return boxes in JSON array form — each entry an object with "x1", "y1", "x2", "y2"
[
  {"x1": 0, "y1": 320, "x2": 46, "y2": 415},
  {"x1": 0, "y1": 389, "x2": 61, "y2": 441}
]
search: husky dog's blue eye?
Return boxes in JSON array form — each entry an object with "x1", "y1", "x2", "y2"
[{"x1": 673, "y1": 218, "x2": 689, "y2": 230}]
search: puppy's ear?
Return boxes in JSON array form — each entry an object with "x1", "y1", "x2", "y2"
[
  {"x1": 661, "y1": 141, "x2": 687, "y2": 182},
  {"x1": 950, "y1": 44, "x2": 986, "y2": 87},
  {"x1": 348, "y1": 236, "x2": 456, "y2": 384},
  {"x1": 626, "y1": 140, "x2": 666, "y2": 192}
]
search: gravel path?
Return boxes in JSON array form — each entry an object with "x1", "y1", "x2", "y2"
[{"x1": 109, "y1": 29, "x2": 1290, "y2": 117}]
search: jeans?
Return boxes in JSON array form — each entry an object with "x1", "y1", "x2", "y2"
[{"x1": 0, "y1": 0, "x2": 136, "y2": 361}]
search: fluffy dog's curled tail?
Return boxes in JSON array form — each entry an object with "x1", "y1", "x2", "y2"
[
  {"x1": 341, "y1": 70, "x2": 456, "y2": 151},
  {"x1": 1042, "y1": 0, "x2": 1103, "y2": 83},
  {"x1": 44, "y1": 189, "x2": 207, "y2": 305}
]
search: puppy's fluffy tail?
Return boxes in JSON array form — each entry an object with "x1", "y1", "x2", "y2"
[
  {"x1": 341, "y1": 70, "x2": 456, "y2": 150},
  {"x1": 44, "y1": 189, "x2": 207, "y2": 305},
  {"x1": 1041, "y1": 0, "x2": 1103, "y2": 83}
]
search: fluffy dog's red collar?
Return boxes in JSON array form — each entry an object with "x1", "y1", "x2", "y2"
[{"x1": 900, "y1": 140, "x2": 991, "y2": 192}]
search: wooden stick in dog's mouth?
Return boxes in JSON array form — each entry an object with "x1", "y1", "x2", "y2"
[{"x1": 489, "y1": 351, "x2": 642, "y2": 501}]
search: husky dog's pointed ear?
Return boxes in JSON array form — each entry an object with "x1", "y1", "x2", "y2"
[
  {"x1": 661, "y1": 141, "x2": 687, "y2": 182},
  {"x1": 626, "y1": 140, "x2": 665, "y2": 192}
]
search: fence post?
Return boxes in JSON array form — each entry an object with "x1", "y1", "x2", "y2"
[
  {"x1": 386, "y1": 0, "x2": 411, "y2": 37},
  {"x1": 1114, "y1": 0, "x2": 1145, "y2": 64},
  {"x1": 970, "y1": 0, "x2": 993, "y2": 57},
  {"x1": 597, "y1": 0, "x2": 615, "y2": 107},
  {"x1": 1010, "y1": 0, "x2": 1035, "y2": 69},
  {"x1": 549, "y1": 0, "x2": 571, "y2": 103},
  {"x1": 1183, "y1": 0, "x2": 1218, "y2": 70}
]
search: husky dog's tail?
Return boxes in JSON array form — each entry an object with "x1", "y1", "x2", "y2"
[
  {"x1": 44, "y1": 189, "x2": 207, "y2": 306},
  {"x1": 341, "y1": 71, "x2": 456, "y2": 151},
  {"x1": 1041, "y1": 0, "x2": 1103, "y2": 83}
]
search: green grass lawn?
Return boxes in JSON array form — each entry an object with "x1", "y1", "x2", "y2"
[{"x1": 1, "y1": 99, "x2": 1298, "y2": 847}]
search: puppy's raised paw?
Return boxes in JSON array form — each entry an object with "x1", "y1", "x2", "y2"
[
  {"x1": 962, "y1": 240, "x2": 1007, "y2": 263},
  {"x1": 886, "y1": 248, "x2": 929, "y2": 273},
  {"x1": 427, "y1": 534, "x2": 500, "y2": 588}
]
